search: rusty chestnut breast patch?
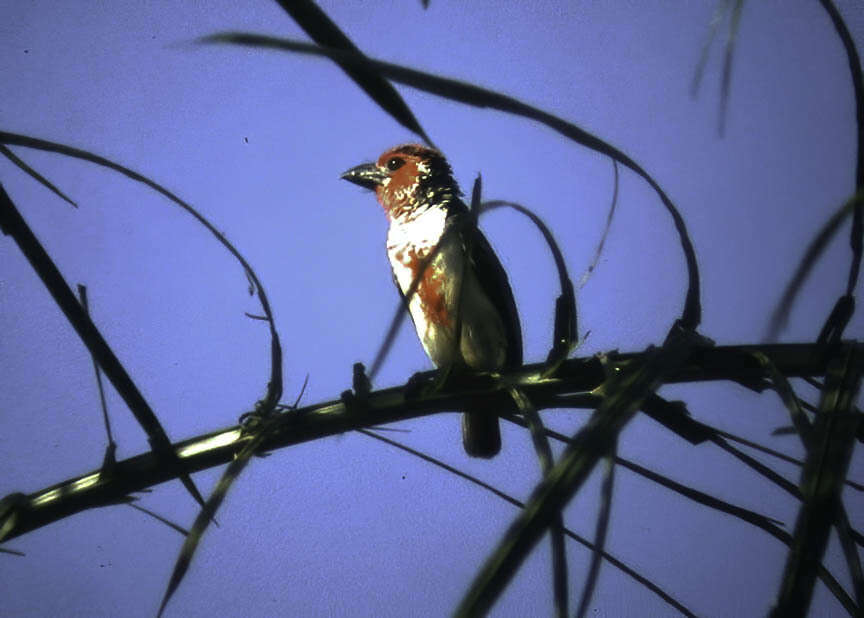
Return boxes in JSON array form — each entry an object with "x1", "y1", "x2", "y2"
[{"x1": 393, "y1": 244, "x2": 453, "y2": 329}]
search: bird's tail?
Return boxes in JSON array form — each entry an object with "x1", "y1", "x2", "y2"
[{"x1": 461, "y1": 410, "x2": 501, "y2": 458}]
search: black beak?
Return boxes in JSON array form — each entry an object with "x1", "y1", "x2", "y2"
[{"x1": 340, "y1": 162, "x2": 388, "y2": 190}]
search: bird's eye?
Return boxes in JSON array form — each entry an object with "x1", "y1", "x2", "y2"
[{"x1": 386, "y1": 157, "x2": 405, "y2": 171}]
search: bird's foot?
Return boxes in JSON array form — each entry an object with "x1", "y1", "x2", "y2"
[
  {"x1": 405, "y1": 370, "x2": 434, "y2": 400},
  {"x1": 404, "y1": 366, "x2": 453, "y2": 400},
  {"x1": 405, "y1": 365, "x2": 494, "y2": 400}
]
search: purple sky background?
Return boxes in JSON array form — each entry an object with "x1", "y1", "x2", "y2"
[{"x1": 1, "y1": 1, "x2": 863, "y2": 616}]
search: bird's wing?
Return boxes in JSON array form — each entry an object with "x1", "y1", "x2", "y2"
[
  {"x1": 445, "y1": 208, "x2": 523, "y2": 368},
  {"x1": 467, "y1": 224, "x2": 523, "y2": 368}
]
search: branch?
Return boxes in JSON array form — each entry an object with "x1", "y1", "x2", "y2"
[{"x1": 0, "y1": 342, "x2": 857, "y2": 543}]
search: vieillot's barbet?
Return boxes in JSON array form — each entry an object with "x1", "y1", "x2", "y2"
[{"x1": 341, "y1": 144, "x2": 522, "y2": 457}]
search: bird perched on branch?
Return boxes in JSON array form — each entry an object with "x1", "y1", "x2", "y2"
[{"x1": 341, "y1": 144, "x2": 522, "y2": 457}]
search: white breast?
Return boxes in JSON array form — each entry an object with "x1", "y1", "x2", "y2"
[{"x1": 386, "y1": 209, "x2": 507, "y2": 370}]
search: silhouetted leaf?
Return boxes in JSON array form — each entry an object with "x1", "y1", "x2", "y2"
[
  {"x1": 766, "y1": 191, "x2": 864, "y2": 340},
  {"x1": 713, "y1": 437, "x2": 801, "y2": 498},
  {"x1": 772, "y1": 346, "x2": 863, "y2": 616},
  {"x1": 158, "y1": 430, "x2": 268, "y2": 617},
  {"x1": 481, "y1": 200, "x2": 576, "y2": 373},
  {"x1": 77, "y1": 284, "x2": 117, "y2": 475},
  {"x1": 817, "y1": 294, "x2": 855, "y2": 345},
  {"x1": 577, "y1": 160, "x2": 619, "y2": 290},
  {"x1": 691, "y1": 0, "x2": 729, "y2": 97},
  {"x1": 713, "y1": 427, "x2": 864, "y2": 492},
  {"x1": 690, "y1": 0, "x2": 745, "y2": 136},
  {"x1": 273, "y1": 0, "x2": 433, "y2": 146},
  {"x1": 796, "y1": 395, "x2": 864, "y2": 446},
  {"x1": 128, "y1": 503, "x2": 190, "y2": 537},
  {"x1": 819, "y1": 0, "x2": 864, "y2": 326},
  {"x1": 641, "y1": 394, "x2": 716, "y2": 445},
  {"x1": 772, "y1": 425, "x2": 798, "y2": 436},
  {"x1": 508, "y1": 387, "x2": 569, "y2": 617},
  {"x1": 575, "y1": 442, "x2": 616, "y2": 618},
  {"x1": 834, "y1": 501, "x2": 864, "y2": 607},
  {"x1": 718, "y1": 0, "x2": 744, "y2": 136},
  {"x1": 753, "y1": 351, "x2": 814, "y2": 449},
  {"x1": 0, "y1": 144, "x2": 77, "y2": 207}
]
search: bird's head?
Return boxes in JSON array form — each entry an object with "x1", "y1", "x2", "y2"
[{"x1": 341, "y1": 144, "x2": 461, "y2": 219}]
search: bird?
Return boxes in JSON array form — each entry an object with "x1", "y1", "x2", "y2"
[{"x1": 341, "y1": 144, "x2": 522, "y2": 457}]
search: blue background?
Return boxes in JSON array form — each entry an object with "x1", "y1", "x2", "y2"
[{"x1": 2, "y1": 2, "x2": 863, "y2": 616}]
